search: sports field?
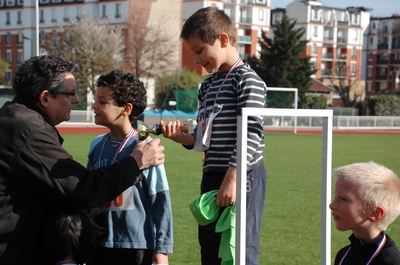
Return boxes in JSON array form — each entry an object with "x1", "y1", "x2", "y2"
[{"x1": 61, "y1": 131, "x2": 400, "y2": 264}]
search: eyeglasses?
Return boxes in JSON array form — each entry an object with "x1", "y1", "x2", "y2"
[{"x1": 59, "y1": 90, "x2": 78, "y2": 98}]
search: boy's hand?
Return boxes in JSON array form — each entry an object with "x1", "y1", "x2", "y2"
[
  {"x1": 160, "y1": 120, "x2": 196, "y2": 146},
  {"x1": 160, "y1": 120, "x2": 183, "y2": 140},
  {"x1": 131, "y1": 138, "x2": 165, "y2": 169},
  {"x1": 216, "y1": 166, "x2": 237, "y2": 207}
]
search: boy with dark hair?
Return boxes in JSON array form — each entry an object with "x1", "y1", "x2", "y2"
[
  {"x1": 87, "y1": 70, "x2": 173, "y2": 265},
  {"x1": 161, "y1": 7, "x2": 267, "y2": 265},
  {"x1": 330, "y1": 161, "x2": 400, "y2": 264}
]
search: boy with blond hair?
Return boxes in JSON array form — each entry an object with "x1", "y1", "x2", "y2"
[
  {"x1": 330, "y1": 161, "x2": 400, "y2": 264},
  {"x1": 161, "y1": 6, "x2": 267, "y2": 265}
]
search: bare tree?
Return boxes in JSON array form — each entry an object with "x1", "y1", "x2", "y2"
[
  {"x1": 124, "y1": 8, "x2": 178, "y2": 89},
  {"x1": 327, "y1": 62, "x2": 365, "y2": 107},
  {"x1": 47, "y1": 15, "x2": 125, "y2": 95}
]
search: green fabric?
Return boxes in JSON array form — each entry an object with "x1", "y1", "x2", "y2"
[
  {"x1": 216, "y1": 201, "x2": 236, "y2": 265},
  {"x1": 189, "y1": 190, "x2": 219, "y2": 226},
  {"x1": 189, "y1": 190, "x2": 236, "y2": 265}
]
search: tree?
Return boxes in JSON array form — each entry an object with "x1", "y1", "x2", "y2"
[
  {"x1": 46, "y1": 15, "x2": 125, "y2": 97},
  {"x1": 155, "y1": 68, "x2": 204, "y2": 111},
  {"x1": 327, "y1": 62, "x2": 364, "y2": 107},
  {"x1": 124, "y1": 8, "x2": 179, "y2": 89},
  {"x1": 247, "y1": 14, "x2": 316, "y2": 108},
  {"x1": 0, "y1": 58, "x2": 9, "y2": 85}
]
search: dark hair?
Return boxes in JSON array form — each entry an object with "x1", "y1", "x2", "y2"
[
  {"x1": 13, "y1": 55, "x2": 79, "y2": 104},
  {"x1": 180, "y1": 7, "x2": 237, "y2": 46},
  {"x1": 96, "y1": 69, "x2": 147, "y2": 122},
  {"x1": 39, "y1": 209, "x2": 95, "y2": 265}
]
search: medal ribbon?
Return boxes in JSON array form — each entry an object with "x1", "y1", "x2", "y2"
[
  {"x1": 338, "y1": 233, "x2": 387, "y2": 265},
  {"x1": 202, "y1": 57, "x2": 242, "y2": 122},
  {"x1": 98, "y1": 127, "x2": 135, "y2": 166}
]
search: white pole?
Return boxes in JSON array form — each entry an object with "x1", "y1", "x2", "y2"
[
  {"x1": 35, "y1": 0, "x2": 39, "y2": 56},
  {"x1": 236, "y1": 109, "x2": 247, "y2": 265},
  {"x1": 236, "y1": 108, "x2": 333, "y2": 265}
]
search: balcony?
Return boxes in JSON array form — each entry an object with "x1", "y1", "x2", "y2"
[
  {"x1": 377, "y1": 43, "x2": 388, "y2": 50},
  {"x1": 337, "y1": 37, "x2": 347, "y2": 43},
  {"x1": 337, "y1": 21, "x2": 349, "y2": 26},
  {"x1": 238, "y1": 35, "x2": 252, "y2": 43},
  {"x1": 322, "y1": 53, "x2": 333, "y2": 59},
  {"x1": 377, "y1": 60, "x2": 388, "y2": 65}
]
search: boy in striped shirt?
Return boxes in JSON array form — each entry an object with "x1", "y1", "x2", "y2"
[{"x1": 161, "y1": 6, "x2": 267, "y2": 265}]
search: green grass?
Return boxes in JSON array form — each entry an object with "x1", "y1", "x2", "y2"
[{"x1": 62, "y1": 132, "x2": 400, "y2": 264}]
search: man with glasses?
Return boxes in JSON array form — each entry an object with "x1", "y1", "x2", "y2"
[{"x1": 0, "y1": 55, "x2": 165, "y2": 265}]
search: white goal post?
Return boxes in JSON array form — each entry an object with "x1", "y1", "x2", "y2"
[{"x1": 236, "y1": 108, "x2": 333, "y2": 265}]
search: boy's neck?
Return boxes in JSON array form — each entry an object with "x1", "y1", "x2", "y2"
[
  {"x1": 354, "y1": 229, "x2": 383, "y2": 243},
  {"x1": 109, "y1": 123, "x2": 135, "y2": 140}
]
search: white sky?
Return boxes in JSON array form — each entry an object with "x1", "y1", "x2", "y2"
[{"x1": 271, "y1": 0, "x2": 400, "y2": 18}]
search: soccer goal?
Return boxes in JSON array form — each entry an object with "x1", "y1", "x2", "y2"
[
  {"x1": 236, "y1": 107, "x2": 333, "y2": 265},
  {"x1": 266, "y1": 87, "x2": 298, "y2": 133}
]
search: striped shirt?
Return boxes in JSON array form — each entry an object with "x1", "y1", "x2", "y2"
[{"x1": 194, "y1": 64, "x2": 267, "y2": 173}]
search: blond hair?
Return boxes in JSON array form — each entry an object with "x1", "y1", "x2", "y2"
[{"x1": 334, "y1": 161, "x2": 400, "y2": 231}]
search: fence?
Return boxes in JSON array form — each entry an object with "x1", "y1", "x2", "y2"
[{"x1": 64, "y1": 110, "x2": 400, "y2": 130}]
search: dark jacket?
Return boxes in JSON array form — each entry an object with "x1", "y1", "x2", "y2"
[
  {"x1": 0, "y1": 98, "x2": 141, "y2": 264},
  {"x1": 334, "y1": 233, "x2": 400, "y2": 265}
]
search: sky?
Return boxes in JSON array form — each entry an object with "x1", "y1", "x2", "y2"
[{"x1": 271, "y1": 0, "x2": 400, "y2": 18}]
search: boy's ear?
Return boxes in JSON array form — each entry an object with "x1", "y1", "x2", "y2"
[
  {"x1": 122, "y1": 103, "x2": 133, "y2": 115},
  {"x1": 369, "y1": 206, "x2": 385, "y2": 222},
  {"x1": 219, "y1": 33, "x2": 229, "y2": 48}
]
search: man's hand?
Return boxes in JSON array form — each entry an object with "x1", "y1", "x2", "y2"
[{"x1": 131, "y1": 137, "x2": 165, "y2": 170}]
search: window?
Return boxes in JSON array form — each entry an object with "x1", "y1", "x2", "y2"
[
  {"x1": 64, "y1": 7, "x2": 69, "y2": 21},
  {"x1": 258, "y1": 9, "x2": 264, "y2": 21},
  {"x1": 367, "y1": 66, "x2": 372, "y2": 77},
  {"x1": 6, "y1": 50, "x2": 12, "y2": 64},
  {"x1": 102, "y1": 5, "x2": 107, "y2": 19},
  {"x1": 17, "y1": 11, "x2": 21, "y2": 24},
  {"x1": 312, "y1": 9, "x2": 318, "y2": 20},
  {"x1": 368, "y1": 52, "x2": 373, "y2": 60},
  {"x1": 6, "y1": 32, "x2": 11, "y2": 44},
  {"x1": 350, "y1": 62, "x2": 356, "y2": 75},
  {"x1": 6, "y1": 11, "x2": 10, "y2": 25},
  {"x1": 370, "y1": 37, "x2": 373, "y2": 45},
  {"x1": 6, "y1": 70, "x2": 12, "y2": 84},
  {"x1": 52, "y1": 8, "x2": 57, "y2": 22},
  {"x1": 17, "y1": 50, "x2": 23, "y2": 64},
  {"x1": 18, "y1": 31, "x2": 23, "y2": 43},
  {"x1": 312, "y1": 43, "x2": 317, "y2": 54},
  {"x1": 352, "y1": 47, "x2": 356, "y2": 58},
  {"x1": 313, "y1": 26, "x2": 318, "y2": 37},
  {"x1": 115, "y1": 3, "x2": 121, "y2": 18},
  {"x1": 353, "y1": 29, "x2": 358, "y2": 41},
  {"x1": 40, "y1": 9, "x2": 44, "y2": 23}
]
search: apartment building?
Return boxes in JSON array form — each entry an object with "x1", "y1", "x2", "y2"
[
  {"x1": 182, "y1": 0, "x2": 271, "y2": 75},
  {"x1": 363, "y1": 15, "x2": 400, "y2": 94},
  {"x1": 284, "y1": 0, "x2": 370, "y2": 82},
  {"x1": 0, "y1": 0, "x2": 182, "y2": 99}
]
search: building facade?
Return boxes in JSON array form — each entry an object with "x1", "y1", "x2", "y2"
[
  {"x1": 0, "y1": 0, "x2": 182, "y2": 108},
  {"x1": 182, "y1": 0, "x2": 271, "y2": 75},
  {"x1": 363, "y1": 15, "x2": 400, "y2": 94}
]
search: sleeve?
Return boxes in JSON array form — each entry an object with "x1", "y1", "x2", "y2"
[
  {"x1": 143, "y1": 165, "x2": 173, "y2": 253},
  {"x1": 229, "y1": 70, "x2": 266, "y2": 167},
  {"x1": 13, "y1": 126, "x2": 141, "y2": 209}
]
